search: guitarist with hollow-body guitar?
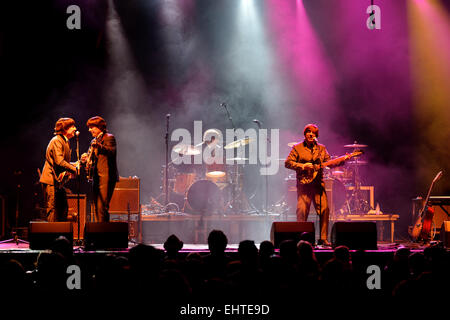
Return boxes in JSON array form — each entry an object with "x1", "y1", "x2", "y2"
[{"x1": 285, "y1": 124, "x2": 361, "y2": 246}]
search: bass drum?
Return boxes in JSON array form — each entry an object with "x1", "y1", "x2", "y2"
[
  {"x1": 324, "y1": 178, "x2": 348, "y2": 217},
  {"x1": 186, "y1": 179, "x2": 223, "y2": 214},
  {"x1": 174, "y1": 173, "x2": 197, "y2": 195}
]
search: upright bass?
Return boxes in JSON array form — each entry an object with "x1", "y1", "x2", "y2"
[{"x1": 410, "y1": 171, "x2": 443, "y2": 241}]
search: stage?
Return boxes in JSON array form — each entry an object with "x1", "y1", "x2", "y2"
[{"x1": 0, "y1": 238, "x2": 429, "y2": 272}]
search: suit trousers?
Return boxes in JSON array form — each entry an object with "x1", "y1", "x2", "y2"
[
  {"x1": 43, "y1": 183, "x2": 68, "y2": 222},
  {"x1": 92, "y1": 177, "x2": 116, "y2": 222},
  {"x1": 296, "y1": 182, "x2": 330, "y2": 240}
]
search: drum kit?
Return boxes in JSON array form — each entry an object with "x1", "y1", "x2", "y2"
[
  {"x1": 160, "y1": 137, "x2": 256, "y2": 215},
  {"x1": 282, "y1": 141, "x2": 371, "y2": 217},
  {"x1": 156, "y1": 136, "x2": 370, "y2": 217}
]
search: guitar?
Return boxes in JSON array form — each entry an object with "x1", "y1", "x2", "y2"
[
  {"x1": 299, "y1": 150, "x2": 363, "y2": 184},
  {"x1": 410, "y1": 171, "x2": 443, "y2": 241},
  {"x1": 55, "y1": 162, "x2": 79, "y2": 188},
  {"x1": 85, "y1": 138, "x2": 97, "y2": 181}
]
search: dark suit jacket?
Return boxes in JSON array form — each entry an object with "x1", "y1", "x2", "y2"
[
  {"x1": 40, "y1": 135, "x2": 77, "y2": 186},
  {"x1": 92, "y1": 132, "x2": 119, "y2": 183}
]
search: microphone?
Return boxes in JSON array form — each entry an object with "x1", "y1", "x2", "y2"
[
  {"x1": 166, "y1": 114, "x2": 171, "y2": 118},
  {"x1": 313, "y1": 137, "x2": 319, "y2": 143},
  {"x1": 75, "y1": 131, "x2": 80, "y2": 138},
  {"x1": 253, "y1": 119, "x2": 262, "y2": 125}
]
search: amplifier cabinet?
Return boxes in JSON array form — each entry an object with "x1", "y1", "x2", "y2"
[
  {"x1": 67, "y1": 194, "x2": 87, "y2": 240},
  {"x1": 109, "y1": 177, "x2": 140, "y2": 214}
]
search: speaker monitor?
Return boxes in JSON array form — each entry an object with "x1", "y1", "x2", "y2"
[
  {"x1": 270, "y1": 222, "x2": 315, "y2": 248},
  {"x1": 84, "y1": 222, "x2": 128, "y2": 250},
  {"x1": 441, "y1": 221, "x2": 450, "y2": 248},
  {"x1": 331, "y1": 222, "x2": 377, "y2": 250},
  {"x1": 29, "y1": 222, "x2": 73, "y2": 250}
]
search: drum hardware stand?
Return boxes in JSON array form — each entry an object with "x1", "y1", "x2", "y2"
[
  {"x1": 346, "y1": 155, "x2": 370, "y2": 214},
  {"x1": 253, "y1": 119, "x2": 273, "y2": 215},
  {"x1": 225, "y1": 163, "x2": 258, "y2": 214}
]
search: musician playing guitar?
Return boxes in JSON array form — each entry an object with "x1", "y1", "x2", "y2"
[
  {"x1": 40, "y1": 118, "x2": 80, "y2": 222},
  {"x1": 81, "y1": 116, "x2": 119, "y2": 222},
  {"x1": 285, "y1": 124, "x2": 360, "y2": 246}
]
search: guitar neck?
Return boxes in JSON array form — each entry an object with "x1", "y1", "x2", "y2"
[
  {"x1": 421, "y1": 182, "x2": 435, "y2": 213},
  {"x1": 322, "y1": 155, "x2": 348, "y2": 168}
]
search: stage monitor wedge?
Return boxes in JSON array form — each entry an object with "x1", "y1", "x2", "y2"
[
  {"x1": 270, "y1": 222, "x2": 315, "y2": 248},
  {"x1": 29, "y1": 222, "x2": 73, "y2": 250},
  {"x1": 331, "y1": 222, "x2": 377, "y2": 250},
  {"x1": 84, "y1": 222, "x2": 128, "y2": 250}
]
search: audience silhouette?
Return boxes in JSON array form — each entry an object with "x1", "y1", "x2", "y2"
[{"x1": 0, "y1": 230, "x2": 449, "y2": 311}]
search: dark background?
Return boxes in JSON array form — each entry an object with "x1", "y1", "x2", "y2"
[{"x1": 0, "y1": 0, "x2": 449, "y2": 240}]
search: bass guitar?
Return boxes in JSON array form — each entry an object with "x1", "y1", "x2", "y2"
[
  {"x1": 300, "y1": 150, "x2": 363, "y2": 184},
  {"x1": 85, "y1": 138, "x2": 97, "y2": 181},
  {"x1": 410, "y1": 170, "x2": 443, "y2": 241}
]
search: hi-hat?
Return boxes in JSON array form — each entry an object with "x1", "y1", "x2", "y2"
[
  {"x1": 287, "y1": 141, "x2": 300, "y2": 147},
  {"x1": 224, "y1": 137, "x2": 254, "y2": 149},
  {"x1": 172, "y1": 144, "x2": 201, "y2": 155},
  {"x1": 344, "y1": 143, "x2": 368, "y2": 148}
]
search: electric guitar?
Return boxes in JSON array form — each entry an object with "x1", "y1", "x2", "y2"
[
  {"x1": 299, "y1": 150, "x2": 363, "y2": 184},
  {"x1": 410, "y1": 171, "x2": 443, "y2": 241}
]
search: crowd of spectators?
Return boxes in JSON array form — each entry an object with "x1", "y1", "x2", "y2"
[{"x1": 0, "y1": 230, "x2": 448, "y2": 314}]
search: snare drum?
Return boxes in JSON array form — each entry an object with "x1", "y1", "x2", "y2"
[{"x1": 205, "y1": 163, "x2": 227, "y2": 183}]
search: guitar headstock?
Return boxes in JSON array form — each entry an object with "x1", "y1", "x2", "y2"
[{"x1": 345, "y1": 149, "x2": 364, "y2": 160}]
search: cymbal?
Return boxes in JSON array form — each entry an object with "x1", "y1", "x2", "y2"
[
  {"x1": 347, "y1": 160, "x2": 368, "y2": 165},
  {"x1": 172, "y1": 144, "x2": 201, "y2": 155},
  {"x1": 224, "y1": 137, "x2": 254, "y2": 149},
  {"x1": 344, "y1": 143, "x2": 368, "y2": 148},
  {"x1": 287, "y1": 141, "x2": 300, "y2": 147},
  {"x1": 226, "y1": 157, "x2": 249, "y2": 161}
]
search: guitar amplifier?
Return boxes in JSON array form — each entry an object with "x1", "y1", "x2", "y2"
[
  {"x1": 67, "y1": 194, "x2": 87, "y2": 240},
  {"x1": 109, "y1": 177, "x2": 140, "y2": 214}
]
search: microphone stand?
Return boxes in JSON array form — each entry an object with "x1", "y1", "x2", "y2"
[
  {"x1": 221, "y1": 103, "x2": 238, "y2": 212},
  {"x1": 164, "y1": 114, "x2": 170, "y2": 211},
  {"x1": 75, "y1": 133, "x2": 81, "y2": 245},
  {"x1": 254, "y1": 120, "x2": 270, "y2": 215}
]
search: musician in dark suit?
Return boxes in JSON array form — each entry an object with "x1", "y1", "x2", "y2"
[
  {"x1": 82, "y1": 116, "x2": 119, "y2": 222},
  {"x1": 285, "y1": 124, "x2": 349, "y2": 246},
  {"x1": 40, "y1": 118, "x2": 79, "y2": 222}
]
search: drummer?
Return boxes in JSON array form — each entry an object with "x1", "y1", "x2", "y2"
[{"x1": 203, "y1": 129, "x2": 226, "y2": 182}]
